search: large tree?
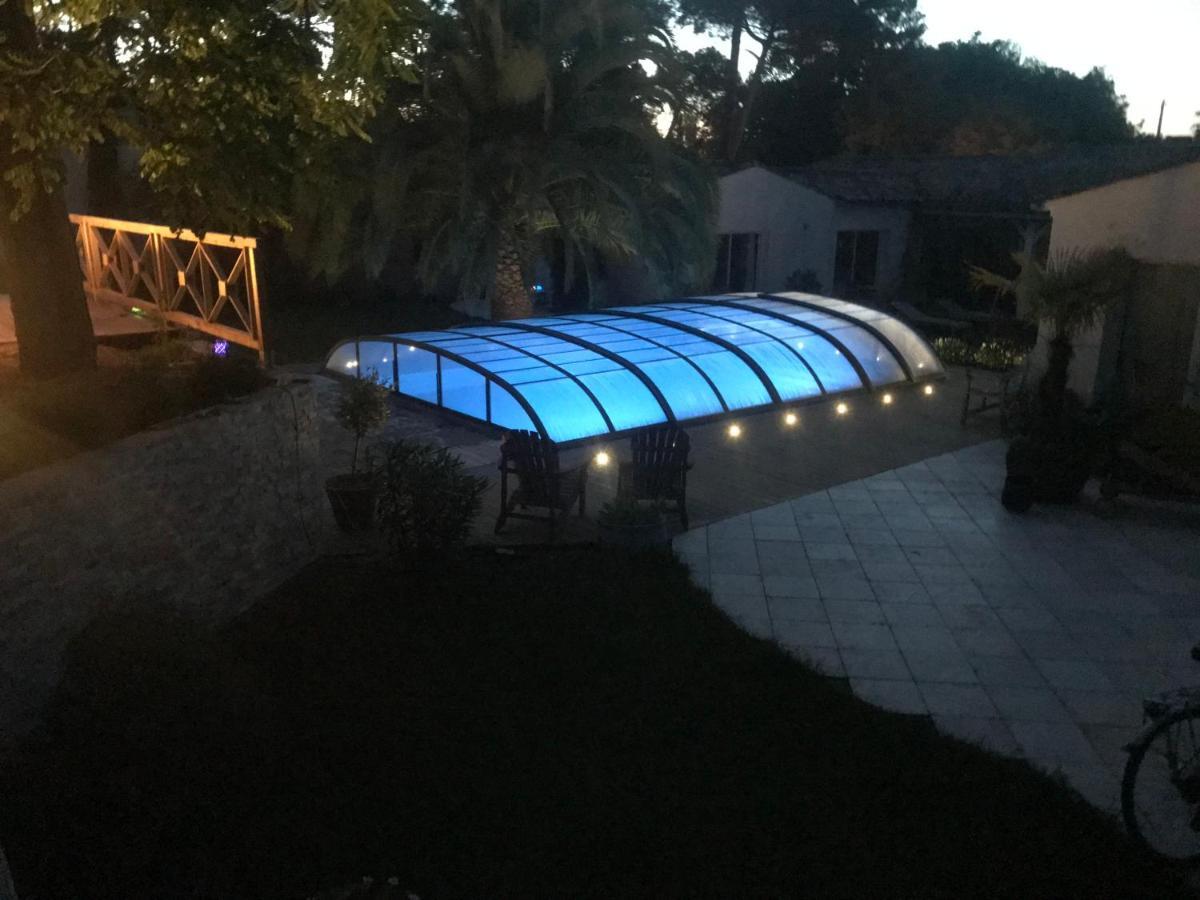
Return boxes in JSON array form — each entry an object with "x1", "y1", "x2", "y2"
[
  {"x1": 842, "y1": 38, "x2": 1134, "y2": 156},
  {"x1": 674, "y1": 0, "x2": 923, "y2": 163},
  {"x1": 292, "y1": 0, "x2": 718, "y2": 319},
  {"x1": 0, "y1": 0, "x2": 415, "y2": 377}
]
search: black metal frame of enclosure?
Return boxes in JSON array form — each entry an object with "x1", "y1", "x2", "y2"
[
  {"x1": 756, "y1": 293, "x2": 915, "y2": 381},
  {"x1": 329, "y1": 318, "x2": 943, "y2": 450}
]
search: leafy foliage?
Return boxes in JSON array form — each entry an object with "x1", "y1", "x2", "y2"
[
  {"x1": 970, "y1": 247, "x2": 1137, "y2": 339},
  {"x1": 374, "y1": 439, "x2": 487, "y2": 554},
  {"x1": 933, "y1": 336, "x2": 1027, "y2": 371},
  {"x1": 294, "y1": 0, "x2": 718, "y2": 311},
  {"x1": 843, "y1": 38, "x2": 1133, "y2": 157},
  {"x1": 675, "y1": 0, "x2": 925, "y2": 161},
  {"x1": 333, "y1": 373, "x2": 391, "y2": 473},
  {"x1": 1, "y1": 0, "x2": 419, "y2": 231}
]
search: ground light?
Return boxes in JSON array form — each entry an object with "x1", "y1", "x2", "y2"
[
  {"x1": 836, "y1": 402, "x2": 849, "y2": 416},
  {"x1": 882, "y1": 392, "x2": 894, "y2": 406},
  {"x1": 924, "y1": 384, "x2": 935, "y2": 396},
  {"x1": 784, "y1": 412, "x2": 799, "y2": 427},
  {"x1": 727, "y1": 423, "x2": 743, "y2": 439},
  {"x1": 593, "y1": 450, "x2": 611, "y2": 468}
]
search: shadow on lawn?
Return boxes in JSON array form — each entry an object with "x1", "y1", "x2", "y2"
[{"x1": 0, "y1": 547, "x2": 1189, "y2": 899}]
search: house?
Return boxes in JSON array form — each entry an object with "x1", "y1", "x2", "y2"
[
  {"x1": 715, "y1": 143, "x2": 1200, "y2": 306},
  {"x1": 1039, "y1": 159, "x2": 1200, "y2": 409}
]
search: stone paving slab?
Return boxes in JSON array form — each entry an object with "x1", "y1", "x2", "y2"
[{"x1": 674, "y1": 439, "x2": 1200, "y2": 816}]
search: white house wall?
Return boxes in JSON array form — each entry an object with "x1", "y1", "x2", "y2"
[
  {"x1": 1046, "y1": 162, "x2": 1200, "y2": 266},
  {"x1": 1042, "y1": 161, "x2": 1200, "y2": 406},
  {"x1": 717, "y1": 167, "x2": 837, "y2": 293}
]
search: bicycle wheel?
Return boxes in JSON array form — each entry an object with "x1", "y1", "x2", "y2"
[{"x1": 1122, "y1": 706, "x2": 1200, "y2": 863}]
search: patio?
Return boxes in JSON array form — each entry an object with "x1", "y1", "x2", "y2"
[
  {"x1": 673, "y1": 439, "x2": 1200, "y2": 814},
  {"x1": 317, "y1": 365, "x2": 1002, "y2": 544}
]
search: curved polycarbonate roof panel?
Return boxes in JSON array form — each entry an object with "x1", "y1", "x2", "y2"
[{"x1": 324, "y1": 293, "x2": 943, "y2": 445}]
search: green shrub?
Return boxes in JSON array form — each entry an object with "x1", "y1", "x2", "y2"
[
  {"x1": 374, "y1": 440, "x2": 488, "y2": 554},
  {"x1": 932, "y1": 336, "x2": 972, "y2": 366},
  {"x1": 973, "y1": 340, "x2": 1027, "y2": 372},
  {"x1": 933, "y1": 336, "x2": 1027, "y2": 371}
]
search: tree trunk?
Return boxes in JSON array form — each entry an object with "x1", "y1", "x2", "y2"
[
  {"x1": 0, "y1": 1, "x2": 96, "y2": 378},
  {"x1": 1037, "y1": 334, "x2": 1074, "y2": 430},
  {"x1": 725, "y1": 30, "x2": 773, "y2": 163},
  {"x1": 719, "y1": 15, "x2": 743, "y2": 163},
  {"x1": 491, "y1": 231, "x2": 531, "y2": 320}
]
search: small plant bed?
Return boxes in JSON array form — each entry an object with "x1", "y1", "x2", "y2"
[
  {"x1": 0, "y1": 340, "x2": 267, "y2": 481},
  {"x1": 933, "y1": 336, "x2": 1029, "y2": 372},
  {"x1": 0, "y1": 548, "x2": 1188, "y2": 898}
]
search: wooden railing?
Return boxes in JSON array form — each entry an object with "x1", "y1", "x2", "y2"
[{"x1": 71, "y1": 214, "x2": 265, "y2": 360}]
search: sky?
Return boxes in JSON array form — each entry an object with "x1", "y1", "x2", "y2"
[{"x1": 675, "y1": 0, "x2": 1200, "y2": 137}]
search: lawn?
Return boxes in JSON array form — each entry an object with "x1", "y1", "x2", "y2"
[{"x1": 1, "y1": 547, "x2": 1188, "y2": 898}]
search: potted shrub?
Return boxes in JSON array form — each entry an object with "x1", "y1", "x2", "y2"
[
  {"x1": 972, "y1": 248, "x2": 1135, "y2": 512},
  {"x1": 597, "y1": 497, "x2": 669, "y2": 549},
  {"x1": 326, "y1": 374, "x2": 390, "y2": 532}
]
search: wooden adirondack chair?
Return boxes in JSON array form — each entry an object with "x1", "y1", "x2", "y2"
[
  {"x1": 617, "y1": 426, "x2": 693, "y2": 529},
  {"x1": 495, "y1": 430, "x2": 588, "y2": 537}
]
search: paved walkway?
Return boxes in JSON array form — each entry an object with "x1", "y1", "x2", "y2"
[{"x1": 673, "y1": 440, "x2": 1200, "y2": 814}]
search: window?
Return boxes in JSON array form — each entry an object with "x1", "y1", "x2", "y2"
[
  {"x1": 714, "y1": 233, "x2": 760, "y2": 292},
  {"x1": 834, "y1": 230, "x2": 881, "y2": 290}
]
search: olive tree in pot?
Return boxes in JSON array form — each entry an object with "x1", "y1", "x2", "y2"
[
  {"x1": 327, "y1": 374, "x2": 390, "y2": 532},
  {"x1": 971, "y1": 247, "x2": 1135, "y2": 512},
  {"x1": 597, "y1": 497, "x2": 669, "y2": 549}
]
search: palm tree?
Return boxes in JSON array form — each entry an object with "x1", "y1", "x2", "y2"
[
  {"x1": 294, "y1": 0, "x2": 717, "y2": 318},
  {"x1": 971, "y1": 247, "x2": 1136, "y2": 511},
  {"x1": 970, "y1": 247, "x2": 1135, "y2": 423}
]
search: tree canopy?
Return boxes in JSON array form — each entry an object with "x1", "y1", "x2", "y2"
[
  {"x1": 841, "y1": 38, "x2": 1134, "y2": 157},
  {"x1": 673, "y1": 0, "x2": 924, "y2": 161},
  {"x1": 292, "y1": 0, "x2": 718, "y2": 318},
  {"x1": 0, "y1": 0, "x2": 421, "y2": 375}
]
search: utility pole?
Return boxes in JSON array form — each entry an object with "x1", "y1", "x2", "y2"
[{"x1": 1156, "y1": 100, "x2": 1166, "y2": 139}]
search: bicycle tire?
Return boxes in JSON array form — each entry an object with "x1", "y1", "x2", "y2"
[{"x1": 1122, "y1": 706, "x2": 1200, "y2": 864}]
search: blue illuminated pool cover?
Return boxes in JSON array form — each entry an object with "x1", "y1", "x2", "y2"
[{"x1": 324, "y1": 293, "x2": 944, "y2": 444}]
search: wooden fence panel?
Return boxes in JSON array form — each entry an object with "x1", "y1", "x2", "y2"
[{"x1": 70, "y1": 214, "x2": 265, "y2": 360}]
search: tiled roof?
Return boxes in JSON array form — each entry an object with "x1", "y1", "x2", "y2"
[{"x1": 764, "y1": 142, "x2": 1200, "y2": 212}]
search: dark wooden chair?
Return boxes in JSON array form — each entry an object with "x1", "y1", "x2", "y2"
[
  {"x1": 495, "y1": 430, "x2": 588, "y2": 537},
  {"x1": 617, "y1": 426, "x2": 693, "y2": 529}
]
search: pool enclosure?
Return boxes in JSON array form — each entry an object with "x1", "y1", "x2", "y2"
[{"x1": 324, "y1": 293, "x2": 944, "y2": 445}]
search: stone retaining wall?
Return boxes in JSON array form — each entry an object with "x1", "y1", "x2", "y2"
[{"x1": 0, "y1": 378, "x2": 324, "y2": 733}]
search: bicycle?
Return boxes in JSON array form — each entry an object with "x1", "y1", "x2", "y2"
[{"x1": 1122, "y1": 644, "x2": 1200, "y2": 863}]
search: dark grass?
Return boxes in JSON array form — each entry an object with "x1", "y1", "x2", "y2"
[{"x1": 1, "y1": 547, "x2": 1189, "y2": 898}]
